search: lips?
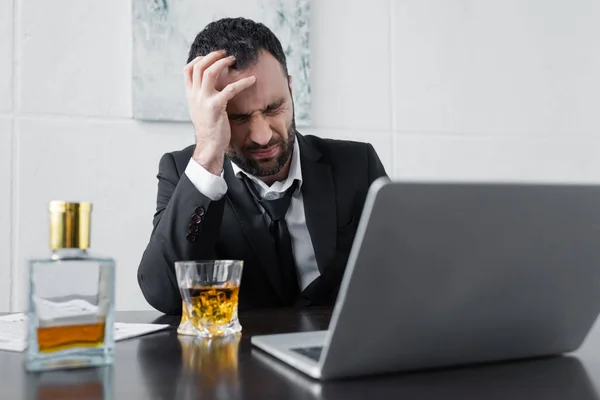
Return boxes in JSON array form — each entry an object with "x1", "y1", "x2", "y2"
[{"x1": 249, "y1": 145, "x2": 279, "y2": 159}]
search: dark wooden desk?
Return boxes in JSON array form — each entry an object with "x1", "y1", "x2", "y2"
[{"x1": 2, "y1": 308, "x2": 600, "y2": 399}]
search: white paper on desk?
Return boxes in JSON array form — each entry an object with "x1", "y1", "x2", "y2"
[
  {"x1": 0, "y1": 313, "x2": 27, "y2": 352},
  {"x1": 0, "y1": 313, "x2": 169, "y2": 352},
  {"x1": 113, "y1": 322, "x2": 169, "y2": 341}
]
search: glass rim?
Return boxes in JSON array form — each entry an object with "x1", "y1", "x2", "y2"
[
  {"x1": 174, "y1": 260, "x2": 244, "y2": 272},
  {"x1": 174, "y1": 259, "x2": 243, "y2": 266}
]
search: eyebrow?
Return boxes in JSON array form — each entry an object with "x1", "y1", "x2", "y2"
[{"x1": 228, "y1": 97, "x2": 285, "y2": 120}]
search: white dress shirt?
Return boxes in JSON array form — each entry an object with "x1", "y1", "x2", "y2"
[{"x1": 184, "y1": 139, "x2": 321, "y2": 290}]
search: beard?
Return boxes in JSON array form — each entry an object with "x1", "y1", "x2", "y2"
[{"x1": 226, "y1": 118, "x2": 296, "y2": 177}]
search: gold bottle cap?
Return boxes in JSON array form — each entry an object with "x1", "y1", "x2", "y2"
[{"x1": 49, "y1": 201, "x2": 92, "y2": 250}]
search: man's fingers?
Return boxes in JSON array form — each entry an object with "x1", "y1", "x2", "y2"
[
  {"x1": 201, "y1": 56, "x2": 237, "y2": 94},
  {"x1": 191, "y1": 50, "x2": 228, "y2": 91},
  {"x1": 216, "y1": 76, "x2": 257, "y2": 103},
  {"x1": 183, "y1": 56, "x2": 203, "y2": 88}
]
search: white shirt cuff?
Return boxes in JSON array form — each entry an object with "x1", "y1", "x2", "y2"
[{"x1": 184, "y1": 158, "x2": 228, "y2": 201}]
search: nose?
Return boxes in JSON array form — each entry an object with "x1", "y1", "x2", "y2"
[{"x1": 248, "y1": 116, "x2": 273, "y2": 146}]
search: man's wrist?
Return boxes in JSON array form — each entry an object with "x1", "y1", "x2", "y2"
[
  {"x1": 192, "y1": 147, "x2": 224, "y2": 176},
  {"x1": 185, "y1": 158, "x2": 227, "y2": 201}
]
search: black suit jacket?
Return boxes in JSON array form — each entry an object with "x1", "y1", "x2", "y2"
[{"x1": 137, "y1": 133, "x2": 388, "y2": 314}]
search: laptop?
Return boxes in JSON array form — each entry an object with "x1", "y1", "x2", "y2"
[{"x1": 251, "y1": 177, "x2": 600, "y2": 380}]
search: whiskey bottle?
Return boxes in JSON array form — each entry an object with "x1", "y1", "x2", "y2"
[{"x1": 25, "y1": 201, "x2": 115, "y2": 372}]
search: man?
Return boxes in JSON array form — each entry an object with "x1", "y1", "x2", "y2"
[{"x1": 138, "y1": 17, "x2": 387, "y2": 315}]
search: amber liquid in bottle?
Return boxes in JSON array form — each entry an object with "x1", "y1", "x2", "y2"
[{"x1": 37, "y1": 322, "x2": 106, "y2": 353}]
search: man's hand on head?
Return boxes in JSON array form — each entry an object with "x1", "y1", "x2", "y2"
[{"x1": 183, "y1": 50, "x2": 256, "y2": 175}]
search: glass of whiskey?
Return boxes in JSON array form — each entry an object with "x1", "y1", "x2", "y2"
[
  {"x1": 175, "y1": 260, "x2": 243, "y2": 337},
  {"x1": 26, "y1": 201, "x2": 115, "y2": 372}
]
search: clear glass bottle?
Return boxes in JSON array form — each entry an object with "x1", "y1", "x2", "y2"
[{"x1": 25, "y1": 201, "x2": 115, "y2": 372}]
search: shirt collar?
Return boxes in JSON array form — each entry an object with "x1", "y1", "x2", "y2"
[{"x1": 231, "y1": 137, "x2": 303, "y2": 195}]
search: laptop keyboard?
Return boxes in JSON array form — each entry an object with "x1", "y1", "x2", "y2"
[{"x1": 291, "y1": 346, "x2": 323, "y2": 362}]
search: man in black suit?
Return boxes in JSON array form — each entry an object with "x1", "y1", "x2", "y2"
[{"x1": 138, "y1": 17, "x2": 388, "y2": 314}]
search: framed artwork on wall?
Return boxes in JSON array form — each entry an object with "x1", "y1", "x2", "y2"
[{"x1": 132, "y1": 0, "x2": 311, "y2": 126}]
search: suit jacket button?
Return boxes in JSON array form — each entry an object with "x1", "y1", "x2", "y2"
[
  {"x1": 186, "y1": 233, "x2": 197, "y2": 242},
  {"x1": 195, "y1": 206, "x2": 205, "y2": 216},
  {"x1": 188, "y1": 224, "x2": 199, "y2": 233},
  {"x1": 191, "y1": 214, "x2": 202, "y2": 224}
]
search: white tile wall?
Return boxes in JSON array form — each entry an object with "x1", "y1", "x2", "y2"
[
  {"x1": 0, "y1": 117, "x2": 12, "y2": 311},
  {"x1": 310, "y1": 0, "x2": 392, "y2": 131},
  {"x1": 19, "y1": 0, "x2": 131, "y2": 117},
  {"x1": 13, "y1": 118, "x2": 193, "y2": 311},
  {"x1": 2, "y1": 1, "x2": 600, "y2": 311},
  {"x1": 394, "y1": 133, "x2": 600, "y2": 183},
  {"x1": 0, "y1": 0, "x2": 13, "y2": 113},
  {"x1": 392, "y1": 0, "x2": 600, "y2": 136}
]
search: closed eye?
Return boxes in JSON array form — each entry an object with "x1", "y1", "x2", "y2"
[
  {"x1": 263, "y1": 98, "x2": 285, "y2": 115},
  {"x1": 228, "y1": 98, "x2": 286, "y2": 122},
  {"x1": 228, "y1": 113, "x2": 252, "y2": 123}
]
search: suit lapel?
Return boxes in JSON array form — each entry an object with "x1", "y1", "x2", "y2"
[
  {"x1": 297, "y1": 134, "x2": 337, "y2": 274},
  {"x1": 223, "y1": 160, "x2": 287, "y2": 302}
]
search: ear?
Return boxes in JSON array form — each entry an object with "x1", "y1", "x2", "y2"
[{"x1": 287, "y1": 75, "x2": 293, "y2": 94}]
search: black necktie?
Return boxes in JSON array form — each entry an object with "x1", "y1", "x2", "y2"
[{"x1": 242, "y1": 176, "x2": 300, "y2": 305}]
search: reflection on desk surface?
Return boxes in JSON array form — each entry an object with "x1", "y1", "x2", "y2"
[
  {"x1": 137, "y1": 329, "x2": 241, "y2": 400},
  {"x1": 252, "y1": 349, "x2": 599, "y2": 400},
  {"x1": 25, "y1": 367, "x2": 112, "y2": 400},
  {"x1": 176, "y1": 333, "x2": 241, "y2": 398}
]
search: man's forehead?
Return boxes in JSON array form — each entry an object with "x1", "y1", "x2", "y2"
[
  {"x1": 216, "y1": 54, "x2": 289, "y2": 113},
  {"x1": 215, "y1": 66, "x2": 253, "y2": 89}
]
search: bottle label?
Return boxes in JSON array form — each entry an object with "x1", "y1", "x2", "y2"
[{"x1": 35, "y1": 298, "x2": 101, "y2": 327}]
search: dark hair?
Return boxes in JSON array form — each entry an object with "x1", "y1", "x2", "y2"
[{"x1": 187, "y1": 17, "x2": 288, "y2": 76}]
